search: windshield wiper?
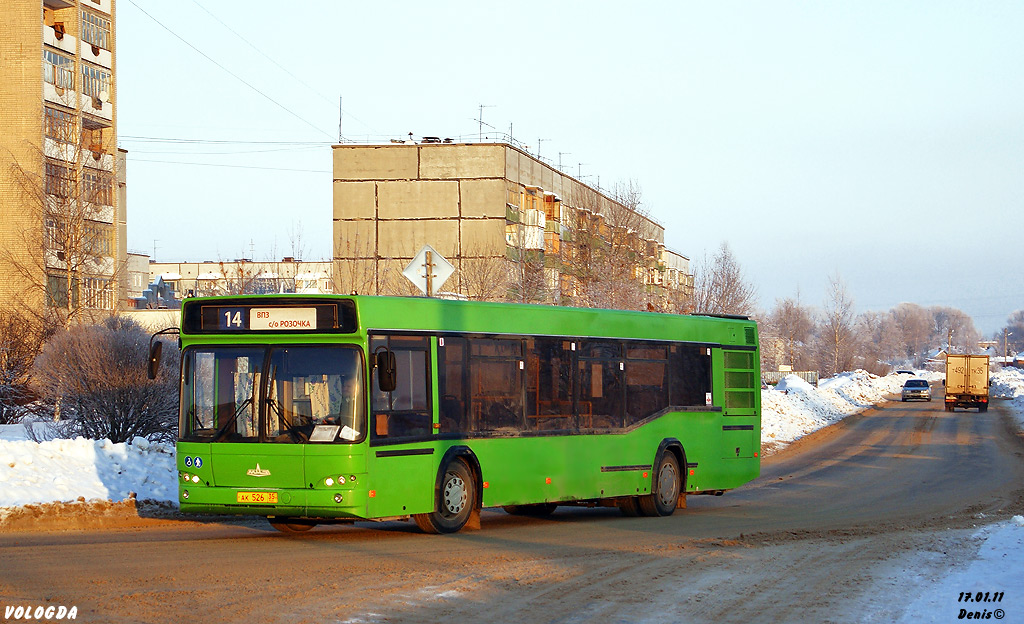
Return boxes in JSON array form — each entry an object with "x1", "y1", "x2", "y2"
[
  {"x1": 266, "y1": 396, "x2": 308, "y2": 442},
  {"x1": 214, "y1": 395, "x2": 255, "y2": 442}
]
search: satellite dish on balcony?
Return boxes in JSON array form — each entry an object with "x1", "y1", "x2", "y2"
[{"x1": 98, "y1": 91, "x2": 110, "y2": 103}]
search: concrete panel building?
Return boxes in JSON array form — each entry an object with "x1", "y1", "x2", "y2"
[
  {"x1": 149, "y1": 258, "x2": 335, "y2": 299},
  {"x1": 1, "y1": 0, "x2": 123, "y2": 322},
  {"x1": 332, "y1": 141, "x2": 692, "y2": 309}
]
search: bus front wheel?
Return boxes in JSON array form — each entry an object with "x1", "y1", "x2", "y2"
[
  {"x1": 414, "y1": 459, "x2": 476, "y2": 534},
  {"x1": 639, "y1": 451, "x2": 681, "y2": 517}
]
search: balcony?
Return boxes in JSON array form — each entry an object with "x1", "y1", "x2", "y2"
[
  {"x1": 80, "y1": 0, "x2": 112, "y2": 16},
  {"x1": 80, "y1": 40, "x2": 112, "y2": 69},
  {"x1": 80, "y1": 92, "x2": 113, "y2": 121},
  {"x1": 43, "y1": 24, "x2": 77, "y2": 55}
]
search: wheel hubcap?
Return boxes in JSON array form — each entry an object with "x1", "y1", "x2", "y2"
[
  {"x1": 657, "y1": 463, "x2": 678, "y2": 507},
  {"x1": 443, "y1": 474, "x2": 467, "y2": 515}
]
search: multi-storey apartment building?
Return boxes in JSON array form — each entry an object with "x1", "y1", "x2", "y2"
[
  {"x1": 332, "y1": 141, "x2": 692, "y2": 309},
  {"x1": 149, "y1": 258, "x2": 335, "y2": 299},
  {"x1": 0, "y1": 0, "x2": 122, "y2": 322}
]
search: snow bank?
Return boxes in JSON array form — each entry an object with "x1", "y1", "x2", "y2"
[
  {"x1": 896, "y1": 518, "x2": 1024, "y2": 623},
  {"x1": 761, "y1": 370, "x2": 937, "y2": 448},
  {"x1": 0, "y1": 436, "x2": 177, "y2": 508}
]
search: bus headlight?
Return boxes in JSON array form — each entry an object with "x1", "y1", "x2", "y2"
[
  {"x1": 325, "y1": 477, "x2": 335, "y2": 487},
  {"x1": 191, "y1": 475, "x2": 200, "y2": 483},
  {"x1": 182, "y1": 490, "x2": 190, "y2": 500},
  {"x1": 334, "y1": 493, "x2": 343, "y2": 503}
]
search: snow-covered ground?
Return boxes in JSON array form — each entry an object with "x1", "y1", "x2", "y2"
[{"x1": 2, "y1": 368, "x2": 1023, "y2": 622}]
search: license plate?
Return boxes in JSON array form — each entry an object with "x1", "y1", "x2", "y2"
[{"x1": 237, "y1": 491, "x2": 278, "y2": 504}]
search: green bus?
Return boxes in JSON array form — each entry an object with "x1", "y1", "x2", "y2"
[{"x1": 157, "y1": 294, "x2": 760, "y2": 533}]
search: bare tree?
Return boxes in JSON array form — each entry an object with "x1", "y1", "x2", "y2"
[
  {"x1": 1, "y1": 104, "x2": 123, "y2": 327},
  {"x1": 854, "y1": 310, "x2": 896, "y2": 375},
  {"x1": 287, "y1": 220, "x2": 309, "y2": 262},
  {"x1": 930, "y1": 306, "x2": 980, "y2": 354},
  {"x1": 889, "y1": 302, "x2": 933, "y2": 364},
  {"x1": 691, "y1": 242, "x2": 757, "y2": 316},
  {"x1": 0, "y1": 309, "x2": 49, "y2": 424},
  {"x1": 31, "y1": 316, "x2": 180, "y2": 443},
  {"x1": 765, "y1": 296, "x2": 816, "y2": 370},
  {"x1": 817, "y1": 273, "x2": 857, "y2": 376},
  {"x1": 561, "y1": 184, "x2": 656, "y2": 311},
  {"x1": 458, "y1": 250, "x2": 511, "y2": 302},
  {"x1": 997, "y1": 310, "x2": 1024, "y2": 356}
]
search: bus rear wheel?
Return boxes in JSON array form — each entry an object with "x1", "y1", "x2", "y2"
[
  {"x1": 268, "y1": 518, "x2": 316, "y2": 533},
  {"x1": 414, "y1": 459, "x2": 476, "y2": 534},
  {"x1": 639, "y1": 451, "x2": 681, "y2": 517}
]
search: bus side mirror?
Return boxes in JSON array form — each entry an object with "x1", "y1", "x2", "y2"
[
  {"x1": 376, "y1": 349, "x2": 397, "y2": 392},
  {"x1": 147, "y1": 341, "x2": 163, "y2": 380}
]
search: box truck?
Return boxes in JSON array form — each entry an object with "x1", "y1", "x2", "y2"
[{"x1": 944, "y1": 354, "x2": 989, "y2": 412}]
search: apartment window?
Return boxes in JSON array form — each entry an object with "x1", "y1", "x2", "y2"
[
  {"x1": 44, "y1": 107, "x2": 76, "y2": 143},
  {"x1": 43, "y1": 49, "x2": 75, "y2": 89},
  {"x1": 84, "y1": 221, "x2": 113, "y2": 257},
  {"x1": 82, "y1": 277, "x2": 114, "y2": 310},
  {"x1": 46, "y1": 274, "x2": 79, "y2": 309},
  {"x1": 81, "y1": 11, "x2": 111, "y2": 50},
  {"x1": 82, "y1": 168, "x2": 113, "y2": 205},
  {"x1": 45, "y1": 218, "x2": 64, "y2": 258},
  {"x1": 45, "y1": 160, "x2": 74, "y2": 198},
  {"x1": 81, "y1": 64, "x2": 110, "y2": 99}
]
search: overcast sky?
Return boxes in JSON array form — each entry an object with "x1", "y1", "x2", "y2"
[{"x1": 117, "y1": 1, "x2": 1024, "y2": 335}]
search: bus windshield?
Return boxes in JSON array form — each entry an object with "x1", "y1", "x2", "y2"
[{"x1": 180, "y1": 345, "x2": 365, "y2": 443}]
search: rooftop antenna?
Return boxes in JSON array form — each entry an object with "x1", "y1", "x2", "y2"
[
  {"x1": 577, "y1": 163, "x2": 588, "y2": 178},
  {"x1": 477, "y1": 104, "x2": 495, "y2": 142},
  {"x1": 537, "y1": 138, "x2": 550, "y2": 159},
  {"x1": 338, "y1": 96, "x2": 343, "y2": 143},
  {"x1": 152, "y1": 239, "x2": 159, "y2": 262},
  {"x1": 558, "y1": 151, "x2": 571, "y2": 171}
]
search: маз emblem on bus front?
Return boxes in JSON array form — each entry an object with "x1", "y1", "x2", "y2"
[{"x1": 246, "y1": 463, "x2": 271, "y2": 477}]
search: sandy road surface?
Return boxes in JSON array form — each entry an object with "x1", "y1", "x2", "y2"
[{"x1": 1, "y1": 399, "x2": 1022, "y2": 624}]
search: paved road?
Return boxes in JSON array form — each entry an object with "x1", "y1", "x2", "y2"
[{"x1": 2, "y1": 399, "x2": 1022, "y2": 623}]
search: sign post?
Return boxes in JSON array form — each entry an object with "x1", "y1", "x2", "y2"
[{"x1": 402, "y1": 245, "x2": 454, "y2": 297}]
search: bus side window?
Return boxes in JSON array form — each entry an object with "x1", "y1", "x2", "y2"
[
  {"x1": 526, "y1": 338, "x2": 576, "y2": 432},
  {"x1": 468, "y1": 337, "x2": 524, "y2": 433},
  {"x1": 578, "y1": 340, "x2": 624, "y2": 430},
  {"x1": 370, "y1": 335, "x2": 432, "y2": 439},
  {"x1": 670, "y1": 344, "x2": 712, "y2": 406},
  {"x1": 438, "y1": 336, "x2": 468, "y2": 433},
  {"x1": 625, "y1": 342, "x2": 668, "y2": 426}
]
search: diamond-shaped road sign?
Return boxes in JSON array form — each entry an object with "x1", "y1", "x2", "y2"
[{"x1": 402, "y1": 244, "x2": 454, "y2": 297}]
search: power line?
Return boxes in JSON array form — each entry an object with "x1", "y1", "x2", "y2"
[
  {"x1": 120, "y1": 135, "x2": 332, "y2": 145},
  {"x1": 186, "y1": 0, "x2": 380, "y2": 137},
  {"x1": 127, "y1": 145, "x2": 324, "y2": 155},
  {"x1": 130, "y1": 157, "x2": 330, "y2": 173},
  {"x1": 125, "y1": 0, "x2": 335, "y2": 140}
]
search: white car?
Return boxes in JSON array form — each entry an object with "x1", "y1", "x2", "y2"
[{"x1": 901, "y1": 378, "x2": 932, "y2": 402}]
